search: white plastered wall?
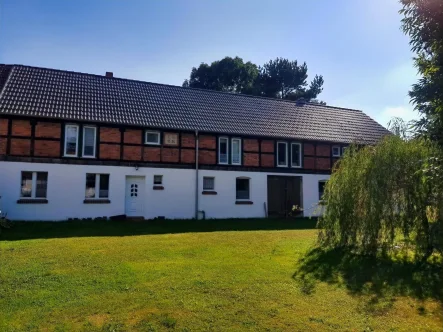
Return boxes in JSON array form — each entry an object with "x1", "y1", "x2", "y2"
[{"x1": 0, "y1": 161, "x2": 329, "y2": 220}]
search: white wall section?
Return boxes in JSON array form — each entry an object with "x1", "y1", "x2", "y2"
[{"x1": 0, "y1": 162, "x2": 329, "y2": 221}]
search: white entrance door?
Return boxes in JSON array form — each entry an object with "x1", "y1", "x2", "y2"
[{"x1": 125, "y1": 176, "x2": 145, "y2": 217}]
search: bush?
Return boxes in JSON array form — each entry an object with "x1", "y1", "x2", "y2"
[{"x1": 318, "y1": 135, "x2": 443, "y2": 261}]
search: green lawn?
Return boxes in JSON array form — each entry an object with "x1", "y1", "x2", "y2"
[{"x1": 0, "y1": 219, "x2": 441, "y2": 331}]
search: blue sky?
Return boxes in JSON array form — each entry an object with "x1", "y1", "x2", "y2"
[{"x1": 0, "y1": 0, "x2": 418, "y2": 126}]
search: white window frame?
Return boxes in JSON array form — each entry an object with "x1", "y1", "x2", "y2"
[
  {"x1": 145, "y1": 131, "x2": 161, "y2": 145},
  {"x1": 290, "y1": 142, "x2": 302, "y2": 168},
  {"x1": 85, "y1": 173, "x2": 109, "y2": 199},
  {"x1": 64, "y1": 124, "x2": 79, "y2": 157},
  {"x1": 277, "y1": 141, "x2": 288, "y2": 167},
  {"x1": 332, "y1": 145, "x2": 341, "y2": 157},
  {"x1": 20, "y1": 171, "x2": 48, "y2": 199},
  {"x1": 231, "y1": 138, "x2": 242, "y2": 165},
  {"x1": 218, "y1": 137, "x2": 229, "y2": 165},
  {"x1": 203, "y1": 176, "x2": 215, "y2": 191},
  {"x1": 82, "y1": 126, "x2": 97, "y2": 158},
  {"x1": 235, "y1": 176, "x2": 250, "y2": 201}
]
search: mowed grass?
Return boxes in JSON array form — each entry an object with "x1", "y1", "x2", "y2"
[{"x1": 0, "y1": 219, "x2": 442, "y2": 331}]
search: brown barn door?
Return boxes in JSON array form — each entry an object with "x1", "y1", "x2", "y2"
[{"x1": 267, "y1": 176, "x2": 302, "y2": 217}]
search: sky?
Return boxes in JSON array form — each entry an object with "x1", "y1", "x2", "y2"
[{"x1": 0, "y1": 0, "x2": 419, "y2": 127}]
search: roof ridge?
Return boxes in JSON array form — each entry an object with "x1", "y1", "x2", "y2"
[{"x1": 6, "y1": 63, "x2": 363, "y2": 113}]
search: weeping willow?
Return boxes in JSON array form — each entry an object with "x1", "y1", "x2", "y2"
[{"x1": 318, "y1": 135, "x2": 443, "y2": 260}]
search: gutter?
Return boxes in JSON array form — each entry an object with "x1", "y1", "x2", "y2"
[{"x1": 195, "y1": 130, "x2": 199, "y2": 219}]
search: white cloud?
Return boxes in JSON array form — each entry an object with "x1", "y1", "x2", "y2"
[{"x1": 375, "y1": 103, "x2": 419, "y2": 127}]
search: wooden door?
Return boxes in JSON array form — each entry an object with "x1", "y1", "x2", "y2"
[{"x1": 267, "y1": 176, "x2": 302, "y2": 217}]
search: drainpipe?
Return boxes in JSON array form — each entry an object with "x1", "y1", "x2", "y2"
[{"x1": 195, "y1": 130, "x2": 199, "y2": 219}]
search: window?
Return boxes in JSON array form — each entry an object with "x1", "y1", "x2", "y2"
[
  {"x1": 85, "y1": 174, "x2": 109, "y2": 199},
  {"x1": 342, "y1": 146, "x2": 347, "y2": 156},
  {"x1": 236, "y1": 177, "x2": 250, "y2": 200},
  {"x1": 145, "y1": 131, "x2": 160, "y2": 145},
  {"x1": 219, "y1": 137, "x2": 229, "y2": 164},
  {"x1": 291, "y1": 143, "x2": 302, "y2": 168},
  {"x1": 332, "y1": 146, "x2": 341, "y2": 157},
  {"x1": 203, "y1": 177, "x2": 215, "y2": 191},
  {"x1": 20, "y1": 171, "x2": 48, "y2": 198},
  {"x1": 231, "y1": 138, "x2": 241, "y2": 165},
  {"x1": 83, "y1": 126, "x2": 97, "y2": 158},
  {"x1": 319, "y1": 181, "x2": 327, "y2": 201},
  {"x1": 277, "y1": 142, "x2": 288, "y2": 167},
  {"x1": 153, "y1": 175, "x2": 163, "y2": 185},
  {"x1": 64, "y1": 124, "x2": 79, "y2": 156}
]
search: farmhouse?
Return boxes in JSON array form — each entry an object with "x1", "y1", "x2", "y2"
[{"x1": 0, "y1": 64, "x2": 389, "y2": 221}]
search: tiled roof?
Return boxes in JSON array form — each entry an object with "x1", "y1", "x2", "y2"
[{"x1": 0, "y1": 64, "x2": 390, "y2": 144}]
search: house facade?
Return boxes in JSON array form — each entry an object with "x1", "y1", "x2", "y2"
[{"x1": 0, "y1": 65, "x2": 389, "y2": 221}]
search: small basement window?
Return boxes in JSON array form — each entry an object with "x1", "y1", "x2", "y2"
[
  {"x1": 203, "y1": 177, "x2": 215, "y2": 191},
  {"x1": 153, "y1": 175, "x2": 163, "y2": 185},
  {"x1": 145, "y1": 131, "x2": 160, "y2": 145},
  {"x1": 85, "y1": 174, "x2": 110, "y2": 199},
  {"x1": 277, "y1": 142, "x2": 288, "y2": 167},
  {"x1": 20, "y1": 171, "x2": 48, "y2": 198},
  {"x1": 332, "y1": 146, "x2": 341, "y2": 157},
  {"x1": 236, "y1": 177, "x2": 250, "y2": 200}
]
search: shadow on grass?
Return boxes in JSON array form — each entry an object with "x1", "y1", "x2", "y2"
[
  {"x1": 293, "y1": 247, "x2": 443, "y2": 312},
  {"x1": 1, "y1": 217, "x2": 317, "y2": 241}
]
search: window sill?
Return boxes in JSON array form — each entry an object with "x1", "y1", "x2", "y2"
[
  {"x1": 83, "y1": 199, "x2": 111, "y2": 204},
  {"x1": 153, "y1": 186, "x2": 164, "y2": 190},
  {"x1": 235, "y1": 201, "x2": 253, "y2": 205},
  {"x1": 145, "y1": 143, "x2": 160, "y2": 146},
  {"x1": 202, "y1": 191, "x2": 217, "y2": 195},
  {"x1": 17, "y1": 199, "x2": 48, "y2": 204}
]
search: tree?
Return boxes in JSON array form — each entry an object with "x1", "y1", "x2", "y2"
[
  {"x1": 182, "y1": 57, "x2": 259, "y2": 94},
  {"x1": 183, "y1": 56, "x2": 324, "y2": 102},
  {"x1": 400, "y1": 0, "x2": 443, "y2": 145},
  {"x1": 257, "y1": 58, "x2": 324, "y2": 100},
  {"x1": 318, "y1": 133, "x2": 443, "y2": 261}
]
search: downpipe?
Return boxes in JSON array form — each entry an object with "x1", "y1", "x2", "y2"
[{"x1": 195, "y1": 130, "x2": 199, "y2": 219}]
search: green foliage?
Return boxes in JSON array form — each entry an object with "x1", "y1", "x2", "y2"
[
  {"x1": 318, "y1": 135, "x2": 443, "y2": 260},
  {"x1": 400, "y1": 0, "x2": 443, "y2": 145},
  {"x1": 183, "y1": 56, "x2": 324, "y2": 102},
  {"x1": 258, "y1": 57, "x2": 324, "y2": 100},
  {"x1": 182, "y1": 56, "x2": 259, "y2": 94}
]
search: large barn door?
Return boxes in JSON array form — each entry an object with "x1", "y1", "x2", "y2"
[{"x1": 267, "y1": 176, "x2": 302, "y2": 217}]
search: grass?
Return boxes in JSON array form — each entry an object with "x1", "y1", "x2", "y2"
[{"x1": 0, "y1": 218, "x2": 442, "y2": 331}]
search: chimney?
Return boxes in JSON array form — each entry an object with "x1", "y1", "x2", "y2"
[{"x1": 105, "y1": 72, "x2": 113, "y2": 78}]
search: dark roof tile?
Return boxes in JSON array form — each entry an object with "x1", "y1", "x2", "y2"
[{"x1": 0, "y1": 64, "x2": 390, "y2": 144}]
